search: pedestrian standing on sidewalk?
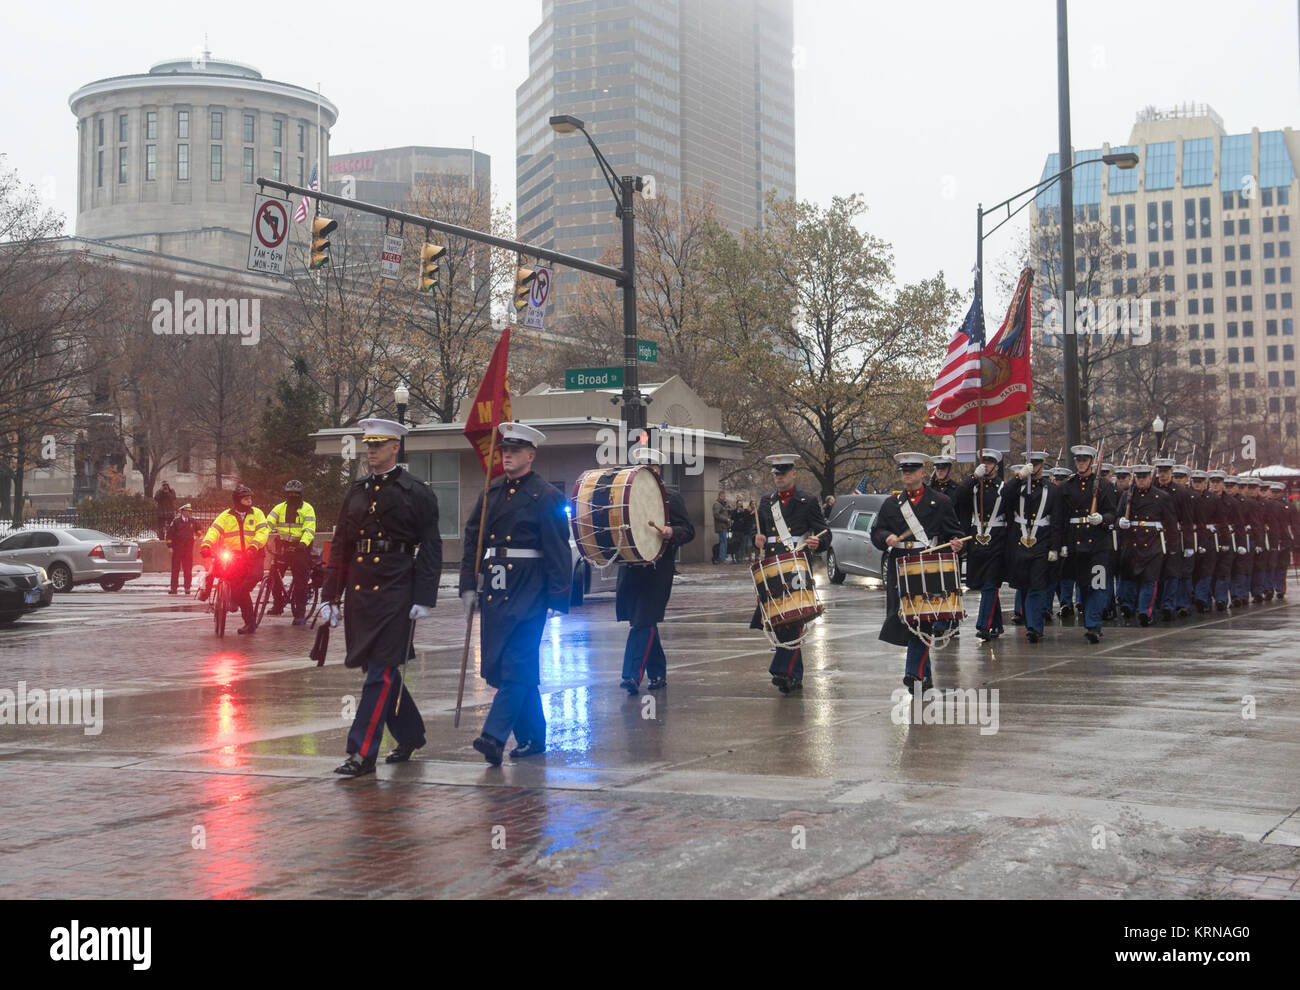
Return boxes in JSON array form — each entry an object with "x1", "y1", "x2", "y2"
[
  {"x1": 321, "y1": 418, "x2": 442, "y2": 777},
  {"x1": 155, "y1": 482, "x2": 176, "y2": 540},
  {"x1": 166, "y1": 503, "x2": 199, "y2": 595},
  {"x1": 712, "y1": 492, "x2": 732, "y2": 564}
]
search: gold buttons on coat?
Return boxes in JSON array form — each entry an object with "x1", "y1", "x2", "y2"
[
  {"x1": 373, "y1": 585, "x2": 379, "y2": 590},
  {"x1": 487, "y1": 594, "x2": 493, "y2": 601},
  {"x1": 354, "y1": 584, "x2": 360, "y2": 590},
  {"x1": 373, "y1": 556, "x2": 380, "y2": 563},
  {"x1": 507, "y1": 563, "x2": 513, "y2": 570},
  {"x1": 356, "y1": 556, "x2": 363, "y2": 563}
]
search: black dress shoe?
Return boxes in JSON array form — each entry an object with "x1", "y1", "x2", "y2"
[
  {"x1": 472, "y1": 734, "x2": 504, "y2": 766},
  {"x1": 385, "y1": 739, "x2": 425, "y2": 764},
  {"x1": 1138, "y1": 613, "x2": 1151, "y2": 627},
  {"x1": 1277, "y1": 592, "x2": 1286, "y2": 601},
  {"x1": 902, "y1": 674, "x2": 917, "y2": 695},
  {"x1": 333, "y1": 756, "x2": 375, "y2": 777},
  {"x1": 921, "y1": 675, "x2": 933, "y2": 693},
  {"x1": 236, "y1": 624, "x2": 256, "y2": 635},
  {"x1": 619, "y1": 678, "x2": 639, "y2": 695},
  {"x1": 509, "y1": 740, "x2": 546, "y2": 759},
  {"x1": 1026, "y1": 630, "x2": 1041, "y2": 643},
  {"x1": 975, "y1": 629, "x2": 990, "y2": 641},
  {"x1": 788, "y1": 679, "x2": 803, "y2": 691},
  {"x1": 1011, "y1": 614, "x2": 1025, "y2": 626},
  {"x1": 1159, "y1": 608, "x2": 1174, "y2": 622},
  {"x1": 1085, "y1": 630, "x2": 1101, "y2": 644},
  {"x1": 772, "y1": 675, "x2": 790, "y2": 693},
  {"x1": 1215, "y1": 600, "x2": 1227, "y2": 611},
  {"x1": 647, "y1": 676, "x2": 667, "y2": 690},
  {"x1": 1176, "y1": 607, "x2": 1191, "y2": 619},
  {"x1": 1101, "y1": 607, "x2": 1116, "y2": 621},
  {"x1": 1119, "y1": 605, "x2": 1134, "y2": 618},
  {"x1": 1059, "y1": 605, "x2": 1074, "y2": 619},
  {"x1": 1253, "y1": 594, "x2": 1265, "y2": 604},
  {"x1": 1264, "y1": 591, "x2": 1275, "y2": 602}
]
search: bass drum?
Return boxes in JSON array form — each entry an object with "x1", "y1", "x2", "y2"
[{"x1": 572, "y1": 466, "x2": 669, "y2": 568}]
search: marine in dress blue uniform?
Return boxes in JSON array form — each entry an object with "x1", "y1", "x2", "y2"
[
  {"x1": 748, "y1": 455, "x2": 830, "y2": 693},
  {"x1": 1057, "y1": 445, "x2": 1118, "y2": 644},
  {"x1": 1115, "y1": 463, "x2": 1177, "y2": 625},
  {"x1": 868, "y1": 452, "x2": 966, "y2": 692},
  {"x1": 459, "y1": 423, "x2": 571, "y2": 766},
  {"x1": 952, "y1": 448, "x2": 1008, "y2": 641},
  {"x1": 617, "y1": 446, "x2": 695, "y2": 693},
  {"x1": 1000, "y1": 451, "x2": 1065, "y2": 642},
  {"x1": 322, "y1": 419, "x2": 442, "y2": 777}
]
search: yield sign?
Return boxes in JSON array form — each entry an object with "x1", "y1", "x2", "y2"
[{"x1": 248, "y1": 194, "x2": 290, "y2": 275}]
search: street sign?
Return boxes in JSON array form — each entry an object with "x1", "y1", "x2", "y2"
[
  {"x1": 380, "y1": 234, "x2": 402, "y2": 281},
  {"x1": 248, "y1": 194, "x2": 289, "y2": 275},
  {"x1": 523, "y1": 265, "x2": 552, "y2": 329},
  {"x1": 565, "y1": 367, "x2": 624, "y2": 390},
  {"x1": 637, "y1": 339, "x2": 658, "y2": 363}
]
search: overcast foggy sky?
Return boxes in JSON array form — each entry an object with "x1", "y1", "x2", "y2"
[{"x1": 3, "y1": 0, "x2": 1298, "y2": 316}]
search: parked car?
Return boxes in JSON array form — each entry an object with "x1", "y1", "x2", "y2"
[
  {"x1": 824, "y1": 493, "x2": 889, "y2": 583},
  {"x1": 0, "y1": 560, "x2": 49, "y2": 624},
  {"x1": 0, "y1": 528, "x2": 143, "y2": 592}
]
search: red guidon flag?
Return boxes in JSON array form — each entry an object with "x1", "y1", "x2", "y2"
[
  {"x1": 925, "y1": 267, "x2": 1034, "y2": 433},
  {"x1": 462, "y1": 326, "x2": 512, "y2": 478}
]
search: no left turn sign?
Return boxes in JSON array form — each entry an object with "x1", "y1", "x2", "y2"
[{"x1": 248, "y1": 194, "x2": 290, "y2": 275}]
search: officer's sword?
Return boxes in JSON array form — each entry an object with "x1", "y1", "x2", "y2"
[{"x1": 395, "y1": 618, "x2": 418, "y2": 715}]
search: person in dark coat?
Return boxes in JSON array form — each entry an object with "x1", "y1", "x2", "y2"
[
  {"x1": 869, "y1": 452, "x2": 966, "y2": 693},
  {"x1": 616, "y1": 446, "x2": 695, "y2": 693},
  {"x1": 321, "y1": 418, "x2": 442, "y2": 777},
  {"x1": 952, "y1": 448, "x2": 1008, "y2": 641},
  {"x1": 1152, "y1": 459, "x2": 1193, "y2": 620},
  {"x1": 1000, "y1": 451, "x2": 1065, "y2": 642},
  {"x1": 749, "y1": 454, "x2": 829, "y2": 693},
  {"x1": 1245, "y1": 478, "x2": 1273, "y2": 602},
  {"x1": 166, "y1": 503, "x2": 199, "y2": 595},
  {"x1": 459, "y1": 423, "x2": 571, "y2": 766},
  {"x1": 730, "y1": 501, "x2": 754, "y2": 563},
  {"x1": 1058, "y1": 445, "x2": 1118, "y2": 644},
  {"x1": 1205, "y1": 470, "x2": 1237, "y2": 610},
  {"x1": 1187, "y1": 469, "x2": 1216, "y2": 612},
  {"x1": 928, "y1": 456, "x2": 960, "y2": 499},
  {"x1": 1224, "y1": 477, "x2": 1254, "y2": 606},
  {"x1": 1115, "y1": 463, "x2": 1177, "y2": 625}
]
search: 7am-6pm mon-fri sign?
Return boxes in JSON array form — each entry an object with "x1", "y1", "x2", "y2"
[
  {"x1": 523, "y1": 266, "x2": 552, "y2": 329},
  {"x1": 248, "y1": 195, "x2": 289, "y2": 275}
]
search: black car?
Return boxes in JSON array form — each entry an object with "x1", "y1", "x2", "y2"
[{"x1": 0, "y1": 560, "x2": 49, "y2": 625}]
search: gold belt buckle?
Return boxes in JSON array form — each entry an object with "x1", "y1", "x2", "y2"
[
  {"x1": 1020, "y1": 535, "x2": 1037, "y2": 548},
  {"x1": 976, "y1": 534, "x2": 991, "y2": 546}
]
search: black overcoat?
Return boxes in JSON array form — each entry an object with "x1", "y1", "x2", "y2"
[
  {"x1": 616, "y1": 488, "x2": 695, "y2": 627},
  {"x1": 868, "y1": 486, "x2": 964, "y2": 647}
]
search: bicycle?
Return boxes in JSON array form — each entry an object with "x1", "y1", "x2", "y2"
[
  {"x1": 204, "y1": 549, "x2": 239, "y2": 638},
  {"x1": 254, "y1": 546, "x2": 322, "y2": 627}
]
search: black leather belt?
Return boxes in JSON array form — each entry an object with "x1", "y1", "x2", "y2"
[{"x1": 355, "y1": 538, "x2": 414, "y2": 554}]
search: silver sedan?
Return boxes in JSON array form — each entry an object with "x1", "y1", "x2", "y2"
[
  {"x1": 824, "y1": 493, "x2": 888, "y2": 583},
  {"x1": 0, "y1": 528, "x2": 143, "y2": 592}
]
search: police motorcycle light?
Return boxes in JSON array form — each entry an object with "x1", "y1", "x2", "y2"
[{"x1": 220, "y1": 550, "x2": 233, "y2": 564}]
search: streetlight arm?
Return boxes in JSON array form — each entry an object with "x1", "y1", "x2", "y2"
[
  {"x1": 980, "y1": 156, "x2": 1113, "y2": 226},
  {"x1": 579, "y1": 129, "x2": 622, "y2": 207}
]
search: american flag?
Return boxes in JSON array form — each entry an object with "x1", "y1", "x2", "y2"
[
  {"x1": 854, "y1": 474, "x2": 870, "y2": 494},
  {"x1": 294, "y1": 164, "x2": 318, "y2": 223},
  {"x1": 926, "y1": 282, "x2": 985, "y2": 417}
]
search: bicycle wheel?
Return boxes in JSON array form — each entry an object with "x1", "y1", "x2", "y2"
[
  {"x1": 214, "y1": 580, "x2": 227, "y2": 638},
  {"x1": 253, "y1": 576, "x2": 271, "y2": 629}
]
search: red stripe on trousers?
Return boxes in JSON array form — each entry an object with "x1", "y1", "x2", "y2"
[
  {"x1": 920, "y1": 646, "x2": 930, "y2": 679},
  {"x1": 786, "y1": 647, "x2": 800, "y2": 677},
  {"x1": 360, "y1": 668, "x2": 393, "y2": 757},
  {"x1": 1146, "y1": 581, "x2": 1159, "y2": 617},
  {"x1": 636, "y1": 625, "x2": 656, "y2": 682}
]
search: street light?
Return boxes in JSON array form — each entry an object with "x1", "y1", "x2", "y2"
[
  {"x1": 549, "y1": 113, "x2": 646, "y2": 432},
  {"x1": 1152, "y1": 414, "x2": 1165, "y2": 454},
  {"x1": 394, "y1": 384, "x2": 409, "y2": 466}
]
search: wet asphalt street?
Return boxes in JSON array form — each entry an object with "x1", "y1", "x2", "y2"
[{"x1": 1, "y1": 563, "x2": 1298, "y2": 898}]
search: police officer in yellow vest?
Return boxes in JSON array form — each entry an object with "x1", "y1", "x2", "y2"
[
  {"x1": 266, "y1": 480, "x2": 317, "y2": 625},
  {"x1": 198, "y1": 484, "x2": 270, "y2": 634}
]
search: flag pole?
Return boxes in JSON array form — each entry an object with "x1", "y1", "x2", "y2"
[
  {"x1": 454, "y1": 425, "x2": 498, "y2": 729},
  {"x1": 975, "y1": 205, "x2": 985, "y2": 464}
]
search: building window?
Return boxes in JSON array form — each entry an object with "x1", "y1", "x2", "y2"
[
  {"x1": 1202, "y1": 247, "x2": 1212, "y2": 263},
  {"x1": 1225, "y1": 245, "x2": 1236, "y2": 262},
  {"x1": 1202, "y1": 272, "x2": 1213, "y2": 289},
  {"x1": 177, "y1": 144, "x2": 188, "y2": 181},
  {"x1": 1245, "y1": 372, "x2": 1257, "y2": 388},
  {"x1": 1241, "y1": 269, "x2": 1252, "y2": 285},
  {"x1": 97, "y1": 118, "x2": 104, "y2": 146},
  {"x1": 1287, "y1": 396, "x2": 1297, "y2": 412},
  {"x1": 1189, "y1": 350, "x2": 1201, "y2": 365},
  {"x1": 1240, "y1": 244, "x2": 1252, "y2": 260},
  {"x1": 1204, "y1": 349, "x2": 1216, "y2": 364},
  {"x1": 1286, "y1": 344, "x2": 1296, "y2": 361},
  {"x1": 1230, "y1": 398, "x2": 1241, "y2": 414},
  {"x1": 1265, "y1": 242, "x2": 1276, "y2": 259},
  {"x1": 1266, "y1": 268, "x2": 1277, "y2": 284},
  {"x1": 177, "y1": 110, "x2": 189, "y2": 139},
  {"x1": 1163, "y1": 249, "x2": 1174, "y2": 266},
  {"x1": 1280, "y1": 215, "x2": 1291, "y2": 232},
  {"x1": 1243, "y1": 347, "x2": 1255, "y2": 363},
  {"x1": 1230, "y1": 373, "x2": 1241, "y2": 389},
  {"x1": 242, "y1": 147, "x2": 254, "y2": 183},
  {"x1": 1262, "y1": 188, "x2": 1274, "y2": 206},
  {"x1": 1187, "y1": 273, "x2": 1198, "y2": 290},
  {"x1": 1129, "y1": 252, "x2": 1139, "y2": 269},
  {"x1": 145, "y1": 111, "x2": 157, "y2": 140},
  {"x1": 243, "y1": 113, "x2": 254, "y2": 143},
  {"x1": 1269, "y1": 371, "x2": 1280, "y2": 386},
  {"x1": 1245, "y1": 398, "x2": 1257, "y2": 415},
  {"x1": 118, "y1": 113, "x2": 127, "y2": 142},
  {"x1": 1286, "y1": 370, "x2": 1297, "y2": 386},
  {"x1": 211, "y1": 110, "x2": 223, "y2": 140},
  {"x1": 1285, "y1": 319, "x2": 1295, "y2": 335},
  {"x1": 1185, "y1": 248, "x2": 1196, "y2": 265},
  {"x1": 1263, "y1": 217, "x2": 1274, "y2": 233},
  {"x1": 272, "y1": 151, "x2": 281, "y2": 181},
  {"x1": 1165, "y1": 299, "x2": 1177, "y2": 316},
  {"x1": 403, "y1": 453, "x2": 461, "y2": 537},
  {"x1": 1204, "y1": 322, "x2": 1216, "y2": 338},
  {"x1": 273, "y1": 119, "x2": 282, "y2": 147},
  {"x1": 297, "y1": 156, "x2": 304, "y2": 185},
  {"x1": 298, "y1": 124, "x2": 305, "y2": 151},
  {"x1": 1226, "y1": 271, "x2": 1237, "y2": 287},
  {"x1": 1203, "y1": 297, "x2": 1215, "y2": 313},
  {"x1": 1147, "y1": 202, "x2": 1159, "y2": 242},
  {"x1": 1243, "y1": 296, "x2": 1254, "y2": 311},
  {"x1": 210, "y1": 145, "x2": 222, "y2": 181},
  {"x1": 1127, "y1": 277, "x2": 1137, "y2": 294},
  {"x1": 1268, "y1": 345, "x2": 1279, "y2": 362},
  {"x1": 1185, "y1": 199, "x2": 1196, "y2": 238},
  {"x1": 1268, "y1": 319, "x2": 1279, "y2": 336},
  {"x1": 1111, "y1": 206, "x2": 1122, "y2": 246},
  {"x1": 1283, "y1": 242, "x2": 1292, "y2": 258},
  {"x1": 1125, "y1": 203, "x2": 1135, "y2": 244},
  {"x1": 1150, "y1": 251, "x2": 1160, "y2": 268},
  {"x1": 145, "y1": 145, "x2": 156, "y2": 181},
  {"x1": 1239, "y1": 218, "x2": 1251, "y2": 236},
  {"x1": 1190, "y1": 324, "x2": 1200, "y2": 340},
  {"x1": 1228, "y1": 322, "x2": 1239, "y2": 338},
  {"x1": 1224, "y1": 218, "x2": 1234, "y2": 237},
  {"x1": 118, "y1": 146, "x2": 127, "y2": 183},
  {"x1": 1265, "y1": 293, "x2": 1276, "y2": 310},
  {"x1": 1164, "y1": 275, "x2": 1174, "y2": 293},
  {"x1": 1161, "y1": 200, "x2": 1173, "y2": 241}
]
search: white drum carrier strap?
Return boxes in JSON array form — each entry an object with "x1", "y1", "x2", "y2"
[
  {"x1": 898, "y1": 497, "x2": 930, "y2": 549},
  {"x1": 770, "y1": 497, "x2": 795, "y2": 549}
]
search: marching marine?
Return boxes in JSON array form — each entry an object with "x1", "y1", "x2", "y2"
[
  {"x1": 953, "y1": 448, "x2": 1008, "y2": 641},
  {"x1": 1115, "y1": 463, "x2": 1177, "y2": 625},
  {"x1": 1001, "y1": 451, "x2": 1065, "y2": 642},
  {"x1": 1057, "y1": 444, "x2": 1117, "y2": 644}
]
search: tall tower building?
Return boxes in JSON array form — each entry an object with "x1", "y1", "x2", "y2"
[
  {"x1": 515, "y1": 0, "x2": 795, "y2": 278},
  {"x1": 1030, "y1": 105, "x2": 1300, "y2": 458}
]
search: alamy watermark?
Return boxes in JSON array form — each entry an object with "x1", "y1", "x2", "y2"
[
  {"x1": 890, "y1": 686, "x2": 1000, "y2": 735},
  {"x1": 1042, "y1": 294, "x2": 1152, "y2": 344},
  {"x1": 0, "y1": 681, "x2": 104, "y2": 735},
  {"x1": 595, "y1": 423, "x2": 704, "y2": 475},
  {"x1": 150, "y1": 291, "x2": 261, "y2": 346}
]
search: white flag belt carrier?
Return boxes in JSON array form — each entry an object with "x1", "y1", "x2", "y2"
[{"x1": 972, "y1": 494, "x2": 1004, "y2": 544}]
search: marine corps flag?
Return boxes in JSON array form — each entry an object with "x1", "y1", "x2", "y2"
[
  {"x1": 463, "y1": 326, "x2": 512, "y2": 478},
  {"x1": 925, "y1": 267, "x2": 1034, "y2": 434}
]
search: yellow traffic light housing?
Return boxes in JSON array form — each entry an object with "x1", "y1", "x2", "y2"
[
  {"x1": 513, "y1": 266, "x2": 537, "y2": 312},
  {"x1": 310, "y1": 215, "x2": 338, "y2": 269},
  {"x1": 418, "y1": 242, "x2": 447, "y2": 293}
]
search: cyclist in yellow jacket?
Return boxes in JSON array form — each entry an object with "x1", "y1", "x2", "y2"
[
  {"x1": 198, "y1": 484, "x2": 269, "y2": 634},
  {"x1": 265, "y1": 480, "x2": 317, "y2": 625}
]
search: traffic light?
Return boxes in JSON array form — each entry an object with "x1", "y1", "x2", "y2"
[
  {"x1": 418, "y1": 242, "x2": 447, "y2": 293},
  {"x1": 310, "y1": 215, "x2": 338, "y2": 269},
  {"x1": 513, "y1": 266, "x2": 537, "y2": 312}
]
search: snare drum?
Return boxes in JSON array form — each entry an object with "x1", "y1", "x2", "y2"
[
  {"x1": 751, "y1": 552, "x2": 823, "y2": 629},
  {"x1": 572, "y1": 466, "x2": 669, "y2": 567},
  {"x1": 895, "y1": 550, "x2": 965, "y2": 623}
]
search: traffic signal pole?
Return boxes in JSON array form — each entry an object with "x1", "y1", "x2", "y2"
[{"x1": 257, "y1": 177, "x2": 625, "y2": 286}]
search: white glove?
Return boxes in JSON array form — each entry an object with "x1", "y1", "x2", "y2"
[
  {"x1": 974, "y1": 463, "x2": 987, "y2": 478},
  {"x1": 319, "y1": 603, "x2": 341, "y2": 627},
  {"x1": 1183, "y1": 548, "x2": 1194, "y2": 558},
  {"x1": 1060, "y1": 547, "x2": 1069, "y2": 558},
  {"x1": 1018, "y1": 464, "x2": 1033, "y2": 481},
  {"x1": 1087, "y1": 513, "x2": 1103, "y2": 526},
  {"x1": 461, "y1": 590, "x2": 476, "y2": 620},
  {"x1": 1197, "y1": 547, "x2": 1206, "y2": 554},
  {"x1": 1237, "y1": 547, "x2": 1248, "y2": 556},
  {"x1": 409, "y1": 604, "x2": 431, "y2": 620},
  {"x1": 1047, "y1": 550, "x2": 1059, "y2": 562},
  {"x1": 1117, "y1": 517, "x2": 1132, "y2": 529},
  {"x1": 546, "y1": 608, "x2": 560, "y2": 619}
]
